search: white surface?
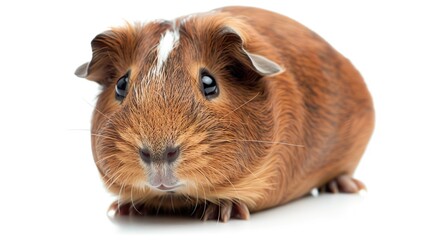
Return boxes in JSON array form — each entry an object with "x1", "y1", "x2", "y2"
[{"x1": 1, "y1": 0, "x2": 428, "y2": 239}]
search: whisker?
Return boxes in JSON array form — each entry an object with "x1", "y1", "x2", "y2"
[
  {"x1": 217, "y1": 196, "x2": 221, "y2": 224},
  {"x1": 220, "y1": 93, "x2": 259, "y2": 120},
  {"x1": 190, "y1": 172, "x2": 200, "y2": 216},
  {"x1": 83, "y1": 99, "x2": 112, "y2": 122},
  {"x1": 238, "y1": 139, "x2": 305, "y2": 147},
  {"x1": 156, "y1": 195, "x2": 166, "y2": 216},
  {"x1": 235, "y1": 159, "x2": 258, "y2": 179},
  {"x1": 94, "y1": 154, "x2": 116, "y2": 165},
  {"x1": 214, "y1": 139, "x2": 305, "y2": 148},
  {"x1": 194, "y1": 167, "x2": 214, "y2": 188},
  {"x1": 202, "y1": 199, "x2": 207, "y2": 221},
  {"x1": 105, "y1": 171, "x2": 124, "y2": 191},
  {"x1": 117, "y1": 182, "x2": 125, "y2": 208},
  {"x1": 170, "y1": 194, "x2": 175, "y2": 213},
  {"x1": 206, "y1": 165, "x2": 240, "y2": 200},
  {"x1": 194, "y1": 167, "x2": 212, "y2": 220},
  {"x1": 91, "y1": 133, "x2": 117, "y2": 141},
  {"x1": 130, "y1": 185, "x2": 142, "y2": 215}
]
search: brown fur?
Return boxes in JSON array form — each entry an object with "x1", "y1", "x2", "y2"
[{"x1": 77, "y1": 7, "x2": 374, "y2": 217}]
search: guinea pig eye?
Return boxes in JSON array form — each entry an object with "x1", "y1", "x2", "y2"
[
  {"x1": 201, "y1": 74, "x2": 219, "y2": 99},
  {"x1": 115, "y1": 72, "x2": 129, "y2": 101}
]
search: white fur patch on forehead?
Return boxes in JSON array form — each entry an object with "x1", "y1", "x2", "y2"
[{"x1": 154, "y1": 22, "x2": 180, "y2": 75}]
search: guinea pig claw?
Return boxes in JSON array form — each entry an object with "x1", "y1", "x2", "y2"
[
  {"x1": 107, "y1": 202, "x2": 119, "y2": 218},
  {"x1": 107, "y1": 202, "x2": 130, "y2": 217},
  {"x1": 232, "y1": 202, "x2": 250, "y2": 220},
  {"x1": 319, "y1": 174, "x2": 367, "y2": 194},
  {"x1": 220, "y1": 201, "x2": 233, "y2": 222},
  {"x1": 336, "y1": 175, "x2": 366, "y2": 193},
  {"x1": 328, "y1": 180, "x2": 339, "y2": 193},
  {"x1": 107, "y1": 201, "x2": 147, "y2": 218},
  {"x1": 201, "y1": 203, "x2": 218, "y2": 221},
  {"x1": 201, "y1": 201, "x2": 249, "y2": 222}
]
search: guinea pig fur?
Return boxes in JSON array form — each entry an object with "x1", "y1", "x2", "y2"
[{"x1": 75, "y1": 6, "x2": 374, "y2": 222}]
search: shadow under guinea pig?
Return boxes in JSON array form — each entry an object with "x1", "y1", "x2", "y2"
[{"x1": 107, "y1": 193, "x2": 366, "y2": 230}]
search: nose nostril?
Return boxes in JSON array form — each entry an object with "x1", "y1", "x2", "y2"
[
  {"x1": 167, "y1": 150, "x2": 177, "y2": 158},
  {"x1": 165, "y1": 146, "x2": 180, "y2": 163},
  {"x1": 140, "y1": 146, "x2": 179, "y2": 163},
  {"x1": 142, "y1": 152, "x2": 151, "y2": 158},
  {"x1": 140, "y1": 148, "x2": 151, "y2": 163}
]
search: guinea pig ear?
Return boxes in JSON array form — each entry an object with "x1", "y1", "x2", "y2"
[
  {"x1": 74, "y1": 30, "x2": 116, "y2": 83},
  {"x1": 222, "y1": 27, "x2": 284, "y2": 76},
  {"x1": 74, "y1": 62, "x2": 89, "y2": 78},
  {"x1": 243, "y1": 50, "x2": 284, "y2": 76}
]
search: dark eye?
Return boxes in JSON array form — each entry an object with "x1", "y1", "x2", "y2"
[
  {"x1": 115, "y1": 72, "x2": 129, "y2": 101},
  {"x1": 201, "y1": 74, "x2": 219, "y2": 99}
]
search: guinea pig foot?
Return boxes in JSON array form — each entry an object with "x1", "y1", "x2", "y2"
[
  {"x1": 107, "y1": 201, "x2": 148, "y2": 217},
  {"x1": 199, "y1": 201, "x2": 250, "y2": 222},
  {"x1": 319, "y1": 174, "x2": 366, "y2": 194}
]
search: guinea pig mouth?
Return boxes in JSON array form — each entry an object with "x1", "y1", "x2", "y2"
[
  {"x1": 147, "y1": 164, "x2": 182, "y2": 192},
  {"x1": 152, "y1": 183, "x2": 183, "y2": 192}
]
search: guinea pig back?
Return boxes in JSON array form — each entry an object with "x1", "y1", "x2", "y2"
[{"x1": 75, "y1": 6, "x2": 374, "y2": 221}]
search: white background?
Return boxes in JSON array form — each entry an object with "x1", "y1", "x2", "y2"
[{"x1": 1, "y1": 0, "x2": 428, "y2": 239}]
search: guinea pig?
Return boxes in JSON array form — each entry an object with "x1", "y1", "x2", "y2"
[{"x1": 75, "y1": 6, "x2": 374, "y2": 222}]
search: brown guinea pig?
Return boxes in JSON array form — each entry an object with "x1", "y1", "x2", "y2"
[{"x1": 75, "y1": 6, "x2": 374, "y2": 222}]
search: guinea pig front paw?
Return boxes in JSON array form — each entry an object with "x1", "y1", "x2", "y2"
[
  {"x1": 319, "y1": 174, "x2": 366, "y2": 194},
  {"x1": 197, "y1": 200, "x2": 250, "y2": 222},
  {"x1": 107, "y1": 201, "x2": 148, "y2": 217}
]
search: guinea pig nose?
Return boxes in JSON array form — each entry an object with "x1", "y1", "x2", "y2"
[
  {"x1": 164, "y1": 146, "x2": 180, "y2": 163},
  {"x1": 140, "y1": 148, "x2": 152, "y2": 164}
]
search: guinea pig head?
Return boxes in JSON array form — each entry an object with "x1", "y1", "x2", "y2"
[{"x1": 75, "y1": 16, "x2": 283, "y2": 202}]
